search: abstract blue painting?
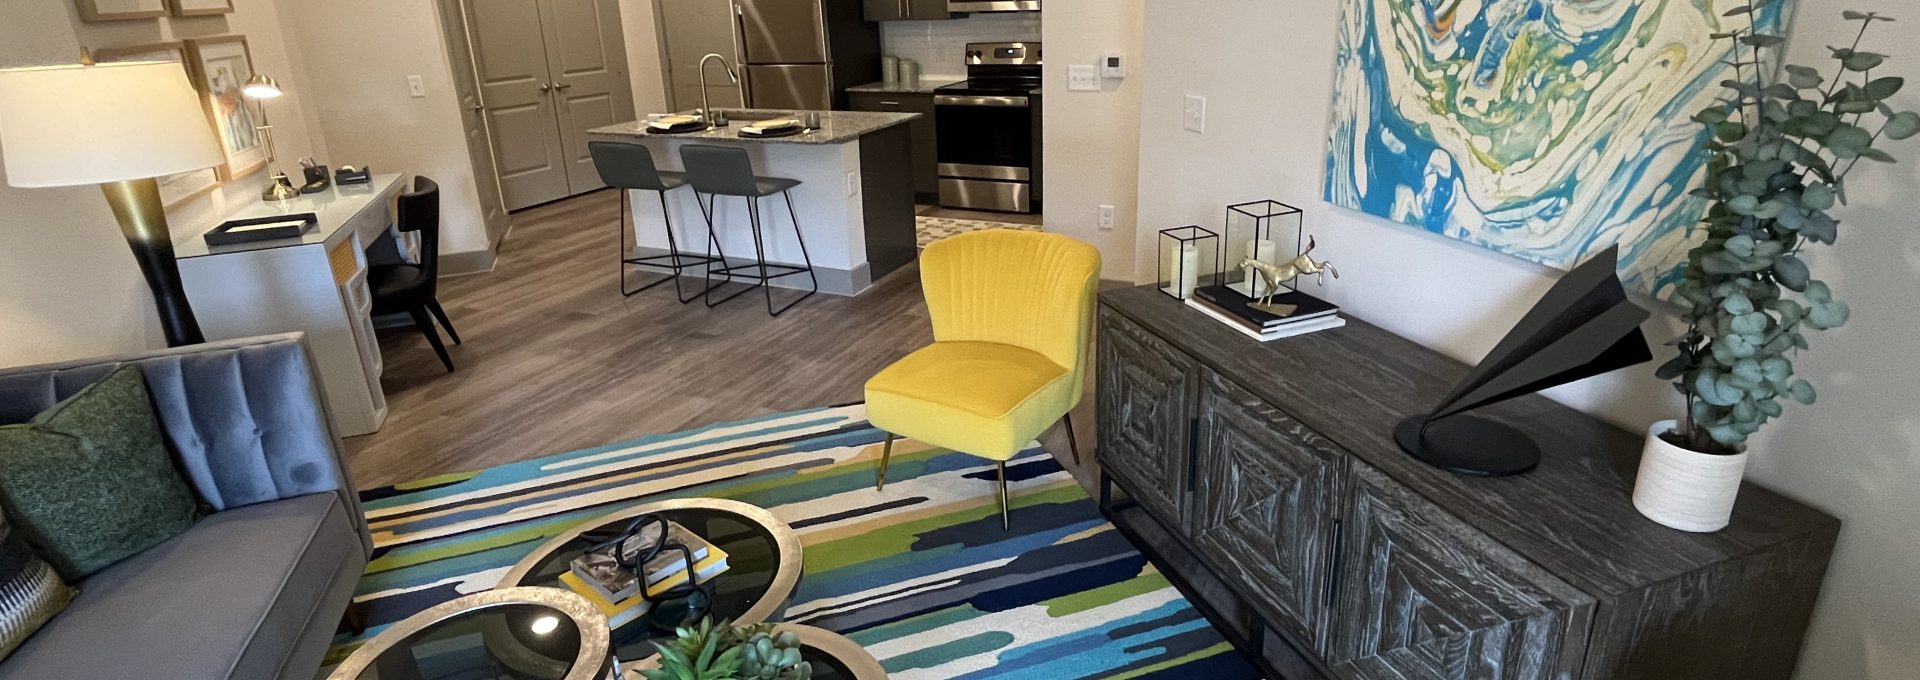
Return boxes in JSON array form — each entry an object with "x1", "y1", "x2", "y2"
[{"x1": 1325, "y1": 0, "x2": 1795, "y2": 296}]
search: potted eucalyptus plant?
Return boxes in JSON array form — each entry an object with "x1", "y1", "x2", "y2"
[{"x1": 1638, "y1": 5, "x2": 1918, "y2": 532}]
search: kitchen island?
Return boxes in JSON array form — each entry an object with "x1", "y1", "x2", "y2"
[{"x1": 588, "y1": 110, "x2": 919, "y2": 296}]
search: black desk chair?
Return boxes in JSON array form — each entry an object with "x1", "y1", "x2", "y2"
[{"x1": 369, "y1": 176, "x2": 460, "y2": 372}]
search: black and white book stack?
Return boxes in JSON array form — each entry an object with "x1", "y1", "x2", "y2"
[{"x1": 1186, "y1": 283, "x2": 1346, "y2": 342}]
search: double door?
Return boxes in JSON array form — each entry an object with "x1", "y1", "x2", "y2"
[
  {"x1": 465, "y1": 0, "x2": 635, "y2": 211},
  {"x1": 1097, "y1": 308, "x2": 1593, "y2": 679}
]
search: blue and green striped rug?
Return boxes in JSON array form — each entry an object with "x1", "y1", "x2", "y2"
[{"x1": 330, "y1": 404, "x2": 1261, "y2": 678}]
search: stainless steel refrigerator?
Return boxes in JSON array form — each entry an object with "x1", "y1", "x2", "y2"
[{"x1": 662, "y1": 0, "x2": 880, "y2": 111}]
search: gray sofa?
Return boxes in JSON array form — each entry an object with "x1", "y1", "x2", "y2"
[{"x1": 0, "y1": 334, "x2": 371, "y2": 680}]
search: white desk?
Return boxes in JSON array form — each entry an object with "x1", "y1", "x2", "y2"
[{"x1": 174, "y1": 174, "x2": 408, "y2": 436}]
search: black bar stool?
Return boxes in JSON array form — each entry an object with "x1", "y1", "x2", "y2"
[
  {"x1": 588, "y1": 141, "x2": 727, "y2": 303},
  {"x1": 679, "y1": 144, "x2": 818, "y2": 316}
]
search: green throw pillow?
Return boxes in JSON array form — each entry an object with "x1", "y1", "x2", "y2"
[{"x1": 0, "y1": 365, "x2": 200, "y2": 580}]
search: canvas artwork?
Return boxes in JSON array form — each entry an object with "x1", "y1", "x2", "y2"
[
  {"x1": 187, "y1": 37, "x2": 266, "y2": 181},
  {"x1": 92, "y1": 42, "x2": 221, "y2": 207},
  {"x1": 1324, "y1": 0, "x2": 1794, "y2": 296}
]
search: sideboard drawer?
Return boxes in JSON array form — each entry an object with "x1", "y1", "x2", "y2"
[
  {"x1": 1329, "y1": 461, "x2": 1594, "y2": 679},
  {"x1": 1097, "y1": 308, "x2": 1198, "y2": 527},
  {"x1": 1192, "y1": 367, "x2": 1347, "y2": 652}
]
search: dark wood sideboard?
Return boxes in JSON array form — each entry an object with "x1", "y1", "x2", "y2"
[{"x1": 1093, "y1": 285, "x2": 1839, "y2": 680}]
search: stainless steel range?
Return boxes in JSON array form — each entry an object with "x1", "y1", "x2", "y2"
[{"x1": 934, "y1": 42, "x2": 1040, "y2": 214}]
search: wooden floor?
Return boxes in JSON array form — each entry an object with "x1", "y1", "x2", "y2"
[{"x1": 348, "y1": 189, "x2": 1094, "y2": 491}]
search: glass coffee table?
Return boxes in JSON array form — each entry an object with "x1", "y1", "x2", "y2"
[
  {"x1": 497, "y1": 498, "x2": 804, "y2": 664},
  {"x1": 328, "y1": 587, "x2": 613, "y2": 680}
]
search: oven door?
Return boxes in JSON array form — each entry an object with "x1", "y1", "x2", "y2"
[{"x1": 934, "y1": 95, "x2": 1033, "y2": 172}]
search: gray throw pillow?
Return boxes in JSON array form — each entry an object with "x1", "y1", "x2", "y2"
[
  {"x1": 0, "y1": 513, "x2": 73, "y2": 661},
  {"x1": 0, "y1": 365, "x2": 201, "y2": 580}
]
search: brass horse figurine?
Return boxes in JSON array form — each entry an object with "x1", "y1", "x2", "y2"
[{"x1": 1236, "y1": 237, "x2": 1339, "y2": 314}]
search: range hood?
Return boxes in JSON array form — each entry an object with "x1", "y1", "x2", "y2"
[{"x1": 948, "y1": 0, "x2": 1038, "y2": 12}]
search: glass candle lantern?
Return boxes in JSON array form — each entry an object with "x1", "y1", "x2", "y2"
[
  {"x1": 1157, "y1": 226, "x2": 1219, "y2": 300},
  {"x1": 1222, "y1": 200, "x2": 1304, "y2": 299}
]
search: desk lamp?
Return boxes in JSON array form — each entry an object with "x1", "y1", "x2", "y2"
[
  {"x1": 0, "y1": 58, "x2": 223, "y2": 347},
  {"x1": 243, "y1": 73, "x2": 298, "y2": 201}
]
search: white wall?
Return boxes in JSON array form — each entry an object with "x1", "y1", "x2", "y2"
[
  {"x1": 279, "y1": 1, "x2": 493, "y2": 260},
  {"x1": 1134, "y1": 1, "x2": 1920, "y2": 678},
  {"x1": 1, "y1": 0, "x2": 326, "y2": 366},
  {"x1": 1042, "y1": 0, "x2": 1143, "y2": 280},
  {"x1": 620, "y1": 0, "x2": 671, "y2": 115},
  {"x1": 882, "y1": 13, "x2": 1041, "y2": 82}
]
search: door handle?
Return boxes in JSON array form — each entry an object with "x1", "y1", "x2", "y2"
[
  {"x1": 538, "y1": 83, "x2": 552, "y2": 93},
  {"x1": 470, "y1": 103, "x2": 483, "y2": 112},
  {"x1": 554, "y1": 82, "x2": 572, "y2": 90}
]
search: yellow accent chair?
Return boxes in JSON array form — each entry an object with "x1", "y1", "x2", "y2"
[{"x1": 864, "y1": 229, "x2": 1102, "y2": 528}]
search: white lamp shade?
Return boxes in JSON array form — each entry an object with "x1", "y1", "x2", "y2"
[{"x1": 0, "y1": 61, "x2": 223, "y2": 188}]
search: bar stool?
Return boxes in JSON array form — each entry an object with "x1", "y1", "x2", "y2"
[
  {"x1": 588, "y1": 141, "x2": 727, "y2": 303},
  {"x1": 679, "y1": 144, "x2": 818, "y2": 317}
]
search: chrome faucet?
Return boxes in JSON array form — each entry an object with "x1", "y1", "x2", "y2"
[{"x1": 698, "y1": 53, "x2": 739, "y2": 125}]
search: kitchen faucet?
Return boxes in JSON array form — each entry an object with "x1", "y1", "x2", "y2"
[{"x1": 698, "y1": 53, "x2": 739, "y2": 125}]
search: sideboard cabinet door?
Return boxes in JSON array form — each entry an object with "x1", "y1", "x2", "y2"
[
  {"x1": 1329, "y1": 462, "x2": 1595, "y2": 680},
  {"x1": 1191, "y1": 368, "x2": 1345, "y2": 651},
  {"x1": 1097, "y1": 309, "x2": 1197, "y2": 527}
]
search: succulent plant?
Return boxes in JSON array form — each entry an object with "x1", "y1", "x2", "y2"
[
  {"x1": 1658, "y1": 5, "x2": 1918, "y2": 453},
  {"x1": 737, "y1": 629, "x2": 812, "y2": 680},
  {"x1": 639, "y1": 618, "x2": 812, "y2": 680}
]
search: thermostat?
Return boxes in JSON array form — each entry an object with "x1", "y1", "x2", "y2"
[{"x1": 1102, "y1": 51, "x2": 1125, "y2": 78}]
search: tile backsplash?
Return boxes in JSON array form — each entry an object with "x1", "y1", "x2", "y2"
[{"x1": 880, "y1": 14, "x2": 1042, "y2": 82}]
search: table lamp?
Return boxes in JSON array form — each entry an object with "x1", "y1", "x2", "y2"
[
  {"x1": 243, "y1": 73, "x2": 299, "y2": 201},
  {"x1": 0, "y1": 58, "x2": 224, "y2": 347}
]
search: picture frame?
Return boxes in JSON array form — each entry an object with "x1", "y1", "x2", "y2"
[
  {"x1": 184, "y1": 36, "x2": 267, "y2": 182},
  {"x1": 74, "y1": 0, "x2": 169, "y2": 22},
  {"x1": 166, "y1": 0, "x2": 232, "y2": 17},
  {"x1": 92, "y1": 41, "x2": 223, "y2": 208}
]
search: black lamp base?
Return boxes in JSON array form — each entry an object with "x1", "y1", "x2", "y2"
[{"x1": 1393, "y1": 414, "x2": 1540, "y2": 477}]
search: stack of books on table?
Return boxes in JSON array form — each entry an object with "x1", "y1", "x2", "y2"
[
  {"x1": 1186, "y1": 284, "x2": 1346, "y2": 342},
  {"x1": 558, "y1": 521, "x2": 730, "y2": 628}
]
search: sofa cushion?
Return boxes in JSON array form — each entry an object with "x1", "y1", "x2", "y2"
[
  {"x1": 0, "y1": 365, "x2": 201, "y2": 579},
  {"x1": 0, "y1": 493, "x2": 362, "y2": 680}
]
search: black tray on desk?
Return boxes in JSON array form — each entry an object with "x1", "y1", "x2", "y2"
[{"x1": 204, "y1": 213, "x2": 318, "y2": 246}]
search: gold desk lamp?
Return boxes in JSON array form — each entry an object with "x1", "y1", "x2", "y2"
[
  {"x1": 243, "y1": 73, "x2": 299, "y2": 201},
  {"x1": 0, "y1": 57, "x2": 224, "y2": 346}
]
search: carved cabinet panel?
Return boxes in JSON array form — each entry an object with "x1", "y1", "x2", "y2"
[
  {"x1": 1191, "y1": 368, "x2": 1345, "y2": 651},
  {"x1": 1097, "y1": 309, "x2": 1197, "y2": 526},
  {"x1": 1329, "y1": 462, "x2": 1594, "y2": 680}
]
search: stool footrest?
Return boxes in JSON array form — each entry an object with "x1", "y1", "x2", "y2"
[
  {"x1": 711, "y1": 262, "x2": 812, "y2": 281},
  {"x1": 624, "y1": 252, "x2": 724, "y2": 270}
]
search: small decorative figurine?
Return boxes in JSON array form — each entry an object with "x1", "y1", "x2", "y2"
[{"x1": 1236, "y1": 236, "x2": 1339, "y2": 314}]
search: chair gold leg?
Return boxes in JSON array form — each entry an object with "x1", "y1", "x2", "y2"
[
  {"x1": 876, "y1": 433, "x2": 896, "y2": 491},
  {"x1": 997, "y1": 461, "x2": 1010, "y2": 530},
  {"x1": 1063, "y1": 412, "x2": 1082, "y2": 466}
]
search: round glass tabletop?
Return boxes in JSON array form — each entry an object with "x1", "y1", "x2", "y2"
[
  {"x1": 330, "y1": 587, "x2": 611, "y2": 680},
  {"x1": 499, "y1": 498, "x2": 803, "y2": 663}
]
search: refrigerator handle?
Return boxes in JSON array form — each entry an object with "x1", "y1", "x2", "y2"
[{"x1": 731, "y1": 2, "x2": 750, "y2": 107}]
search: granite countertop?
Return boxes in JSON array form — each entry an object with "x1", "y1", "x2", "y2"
[
  {"x1": 846, "y1": 80, "x2": 958, "y2": 94},
  {"x1": 589, "y1": 110, "x2": 918, "y2": 146}
]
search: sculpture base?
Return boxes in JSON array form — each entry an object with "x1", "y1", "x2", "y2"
[{"x1": 1394, "y1": 414, "x2": 1540, "y2": 477}]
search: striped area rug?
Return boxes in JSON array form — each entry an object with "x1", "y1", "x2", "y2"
[{"x1": 330, "y1": 404, "x2": 1261, "y2": 679}]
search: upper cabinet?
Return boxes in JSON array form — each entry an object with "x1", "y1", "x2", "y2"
[{"x1": 864, "y1": 0, "x2": 954, "y2": 21}]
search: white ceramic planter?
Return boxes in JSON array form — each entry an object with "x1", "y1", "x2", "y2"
[{"x1": 1632, "y1": 420, "x2": 1750, "y2": 532}]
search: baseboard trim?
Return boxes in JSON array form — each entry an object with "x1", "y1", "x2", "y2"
[{"x1": 440, "y1": 248, "x2": 497, "y2": 277}]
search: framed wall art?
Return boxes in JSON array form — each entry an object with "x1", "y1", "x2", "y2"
[
  {"x1": 74, "y1": 0, "x2": 168, "y2": 22},
  {"x1": 185, "y1": 36, "x2": 267, "y2": 182},
  {"x1": 92, "y1": 41, "x2": 223, "y2": 208},
  {"x1": 167, "y1": 0, "x2": 233, "y2": 17},
  {"x1": 1324, "y1": 0, "x2": 1795, "y2": 298}
]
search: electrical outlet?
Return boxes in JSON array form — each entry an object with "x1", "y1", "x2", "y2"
[
  {"x1": 845, "y1": 171, "x2": 859, "y2": 197},
  {"x1": 1098, "y1": 205, "x2": 1115, "y2": 230},
  {"x1": 1183, "y1": 95, "x2": 1206, "y2": 133},
  {"x1": 407, "y1": 75, "x2": 427, "y2": 98},
  {"x1": 1068, "y1": 65, "x2": 1100, "y2": 92}
]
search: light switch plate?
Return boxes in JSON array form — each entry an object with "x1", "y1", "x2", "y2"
[
  {"x1": 845, "y1": 171, "x2": 859, "y2": 197},
  {"x1": 1098, "y1": 205, "x2": 1116, "y2": 230},
  {"x1": 407, "y1": 75, "x2": 427, "y2": 98},
  {"x1": 1068, "y1": 65, "x2": 1100, "y2": 92},
  {"x1": 1183, "y1": 94, "x2": 1206, "y2": 133}
]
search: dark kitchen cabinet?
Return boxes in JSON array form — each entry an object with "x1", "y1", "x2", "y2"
[
  {"x1": 862, "y1": 0, "x2": 952, "y2": 22},
  {"x1": 1094, "y1": 284, "x2": 1841, "y2": 680},
  {"x1": 848, "y1": 91, "x2": 938, "y2": 200}
]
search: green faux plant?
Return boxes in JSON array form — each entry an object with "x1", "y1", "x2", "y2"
[
  {"x1": 640, "y1": 618, "x2": 813, "y2": 680},
  {"x1": 1659, "y1": 5, "x2": 1918, "y2": 453}
]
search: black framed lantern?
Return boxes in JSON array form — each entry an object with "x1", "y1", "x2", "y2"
[
  {"x1": 1157, "y1": 225, "x2": 1219, "y2": 300},
  {"x1": 1221, "y1": 200, "x2": 1304, "y2": 299}
]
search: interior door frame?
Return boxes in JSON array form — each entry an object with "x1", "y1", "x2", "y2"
[{"x1": 435, "y1": 0, "x2": 514, "y2": 248}]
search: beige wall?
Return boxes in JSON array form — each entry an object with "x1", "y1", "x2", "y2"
[
  {"x1": 1041, "y1": 0, "x2": 1144, "y2": 279},
  {"x1": 1134, "y1": 1, "x2": 1920, "y2": 677},
  {"x1": 0, "y1": 0, "x2": 325, "y2": 366},
  {"x1": 620, "y1": 0, "x2": 671, "y2": 116}
]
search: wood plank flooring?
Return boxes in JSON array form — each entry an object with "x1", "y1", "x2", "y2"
[{"x1": 349, "y1": 189, "x2": 1093, "y2": 492}]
